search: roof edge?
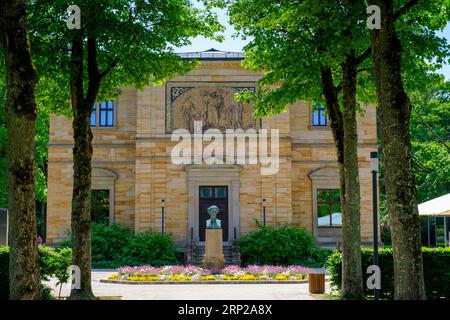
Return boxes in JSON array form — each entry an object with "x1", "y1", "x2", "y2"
[{"x1": 176, "y1": 48, "x2": 244, "y2": 61}]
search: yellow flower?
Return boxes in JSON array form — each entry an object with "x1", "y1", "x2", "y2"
[
  {"x1": 171, "y1": 275, "x2": 192, "y2": 281},
  {"x1": 274, "y1": 274, "x2": 289, "y2": 280},
  {"x1": 296, "y1": 275, "x2": 304, "y2": 280},
  {"x1": 128, "y1": 275, "x2": 159, "y2": 281},
  {"x1": 239, "y1": 275, "x2": 257, "y2": 281},
  {"x1": 200, "y1": 275, "x2": 217, "y2": 281},
  {"x1": 223, "y1": 275, "x2": 239, "y2": 280},
  {"x1": 108, "y1": 274, "x2": 120, "y2": 280}
]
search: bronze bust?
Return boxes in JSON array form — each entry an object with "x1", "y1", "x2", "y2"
[{"x1": 206, "y1": 205, "x2": 221, "y2": 229}]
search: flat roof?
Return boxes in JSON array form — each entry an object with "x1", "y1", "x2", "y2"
[
  {"x1": 177, "y1": 48, "x2": 244, "y2": 61},
  {"x1": 418, "y1": 193, "x2": 450, "y2": 217}
]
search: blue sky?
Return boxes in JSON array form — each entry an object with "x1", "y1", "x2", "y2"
[
  {"x1": 176, "y1": 8, "x2": 245, "y2": 53},
  {"x1": 437, "y1": 25, "x2": 450, "y2": 79},
  {"x1": 176, "y1": 8, "x2": 450, "y2": 79}
]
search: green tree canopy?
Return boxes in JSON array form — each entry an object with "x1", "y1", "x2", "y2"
[
  {"x1": 29, "y1": 0, "x2": 223, "y2": 105},
  {"x1": 221, "y1": 0, "x2": 448, "y2": 113},
  {"x1": 410, "y1": 78, "x2": 450, "y2": 203}
]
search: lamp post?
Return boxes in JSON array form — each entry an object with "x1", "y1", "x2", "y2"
[
  {"x1": 370, "y1": 151, "x2": 379, "y2": 300},
  {"x1": 262, "y1": 198, "x2": 266, "y2": 226},
  {"x1": 161, "y1": 198, "x2": 165, "y2": 237}
]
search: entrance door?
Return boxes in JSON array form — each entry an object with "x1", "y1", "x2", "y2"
[{"x1": 199, "y1": 186, "x2": 228, "y2": 242}]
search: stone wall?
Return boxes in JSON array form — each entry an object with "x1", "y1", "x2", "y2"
[
  {"x1": 46, "y1": 59, "x2": 378, "y2": 246},
  {"x1": 46, "y1": 88, "x2": 137, "y2": 243}
]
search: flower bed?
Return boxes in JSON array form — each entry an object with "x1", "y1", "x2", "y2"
[{"x1": 108, "y1": 265, "x2": 312, "y2": 282}]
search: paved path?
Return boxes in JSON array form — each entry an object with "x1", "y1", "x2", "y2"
[{"x1": 46, "y1": 270, "x2": 331, "y2": 300}]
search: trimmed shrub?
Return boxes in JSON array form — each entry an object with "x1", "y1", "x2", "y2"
[
  {"x1": 326, "y1": 248, "x2": 393, "y2": 297},
  {"x1": 326, "y1": 247, "x2": 450, "y2": 299},
  {"x1": 55, "y1": 223, "x2": 180, "y2": 268},
  {"x1": 0, "y1": 246, "x2": 8, "y2": 299},
  {"x1": 238, "y1": 223, "x2": 318, "y2": 266},
  {"x1": 0, "y1": 245, "x2": 72, "y2": 300},
  {"x1": 422, "y1": 248, "x2": 450, "y2": 299},
  {"x1": 91, "y1": 223, "x2": 133, "y2": 268},
  {"x1": 121, "y1": 230, "x2": 179, "y2": 267},
  {"x1": 305, "y1": 246, "x2": 334, "y2": 268}
]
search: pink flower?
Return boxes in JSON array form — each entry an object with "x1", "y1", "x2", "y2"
[
  {"x1": 37, "y1": 236, "x2": 43, "y2": 245},
  {"x1": 116, "y1": 264, "x2": 312, "y2": 279},
  {"x1": 222, "y1": 265, "x2": 240, "y2": 275}
]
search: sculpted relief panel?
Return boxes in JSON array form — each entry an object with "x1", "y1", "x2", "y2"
[{"x1": 166, "y1": 82, "x2": 257, "y2": 133}]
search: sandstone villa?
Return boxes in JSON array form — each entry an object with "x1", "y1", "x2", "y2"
[{"x1": 46, "y1": 49, "x2": 378, "y2": 263}]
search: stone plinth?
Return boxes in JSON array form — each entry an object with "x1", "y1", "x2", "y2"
[{"x1": 203, "y1": 228, "x2": 225, "y2": 270}]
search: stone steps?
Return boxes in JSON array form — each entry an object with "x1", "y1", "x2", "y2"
[{"x1": 192, "y1": 245, "x2": 236, "y2": 266}]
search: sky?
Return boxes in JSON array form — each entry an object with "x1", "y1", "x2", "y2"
[
  {"x1": 176, "y1": 8, "x2": 246, "y2": 53},
  {"x1": 437, "y1": 25, "x2": 450, "y2": 79},
  {"x1": 176, "y1": 8, "x2": 450, "y2": 80}
]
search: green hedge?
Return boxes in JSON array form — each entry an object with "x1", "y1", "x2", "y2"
[
  {"x1": 56, "y1": 223, "x2": 179, "y2": 268},
  {"x1": 0, "y1": 247, "x2": 8, "y2": 300},
  {"x1": 120, "y1": 230, "x2": 179, "y2": 267},
  {"x1": 90, "y1": 223, "x2": 133, "y2": 267},
  {"x1": 0, "y1": 245, "x2": 72, "y2": 300},
  {"x1": 238, "y1": 223, "x2": 332, "y2": 267},
  {"x1": 326, "y1": 247, "x2": 450, "y2": 299}
]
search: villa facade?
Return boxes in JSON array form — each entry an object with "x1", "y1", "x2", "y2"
[{"x1": 46, "y1": 49, "x2": 378, "y2": 258}]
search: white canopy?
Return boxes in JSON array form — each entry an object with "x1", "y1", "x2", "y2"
[{"x1": 418, "y1": 193, "x2": 450, "y2": 217}]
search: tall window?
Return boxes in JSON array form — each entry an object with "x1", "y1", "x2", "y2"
[
  {"x1": 317, "y1": 189, "x2": 342, "y2": 227},
  {"x1": 312, "y1": 104, "x2": 327, "y2": 126},
  {"x1": 90, "y1": 104, "x2": 97, "y2": 126},
  {"x1": 91, "y1": 101, "x2": 114, "y2": 127},
  {"x1": 91, "y1": 189, "x2": 110, "y2": 224}
]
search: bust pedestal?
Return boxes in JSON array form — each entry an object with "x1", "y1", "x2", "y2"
[{"x1": 203, "y1": 228, "x2": 225, "y2": 270}]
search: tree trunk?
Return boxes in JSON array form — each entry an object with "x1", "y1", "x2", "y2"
[
  {"x1": 67, "y1": 35, "x2": 95, "y2": 300},
  {"x1": 321, "y1": 66, "x2": 363, "y2": 299},
  {"x1": 69, "y1": 107, "x2": 95, "y2": 300},
  {"x1": 321, "y1": 68, "x2": 345, "y2": 167},
  {"x1": 67, "y1": 36, "x2": 103, "y2": 300},
  {"x1": 1, "y1": 0, "x2": 41, "y2": 299},
  {"x1": 340, "y1": 54, "x2": 363, "y2": 299},
  {"x1": 370, "y1": 0, "x2": 425, "y2": 300}
]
